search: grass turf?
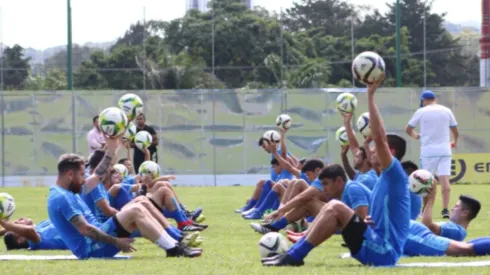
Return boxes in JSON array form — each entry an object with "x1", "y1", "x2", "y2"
[{"x1": 1, "y1": 185, "x2": 490, "y2": 274}]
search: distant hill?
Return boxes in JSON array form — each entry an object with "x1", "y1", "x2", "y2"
[{"x1": 444, "y1": 21, "x2": 480, "y2": 35}]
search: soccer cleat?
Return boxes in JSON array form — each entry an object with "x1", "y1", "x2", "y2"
[
  {"x1": 261, "y1": 253, "x2": 282, "y2": 263},
  {"x1": 166, "y1": 244, "x2": 202, "y2": 258},
  {"x1": 250, "y1": 223, "x2": 278, "y2": 235},
  {"x1": 442, "y1": 209, "x2": 450, "y2": 219},
  {"x1": 179, "y1": 225, "x2": 204, "y2": 232},
  {"x1": 180, "y1": 232, "x2": 199, "y2": 246},
  {"x1": 235, "y1": 206, "x2": 248, "y2": 213},
  {"x1": 243, "y1": 210, "x2": 264, "y2": 220},
  {"x1": 191, "y1": 221, "x2": 208, "y2": 230},
  {"x1": 195, "y1": 214, "x2": 206, "y2": 223},
  {"x1": 286, "y1": 230, "x2": 306, "y2": 236},
  {"x1": 188, "y1": 237, "x2": 203, "y2": 247},
  {"x1": 186, "y1": 207, "x2": 203, "y2": 221},
  {"x1": 241, "y1": 207, "x2": 256, "y2": 217},
  {"x1": 262, "y1": 254, "x2": 304, "y2": 267}
]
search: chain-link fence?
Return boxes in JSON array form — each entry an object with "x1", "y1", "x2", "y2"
[{"x1": 1, "y1": 87, "x2": 488, "y2": 186}]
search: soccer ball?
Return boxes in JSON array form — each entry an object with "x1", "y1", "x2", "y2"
[
  {"x1": 263, "y1": 130, "x2": 281, "y2": 144},
  {"x1": 139, "y1": 160, "x2": 160, "y2": 180},
  {"x1": 113, "y1": 164, "x2": 128, "y2": 178},
  {"x1": 258, "y1": 232, "x2": 289, "y2": 258},
  {"x1": 357, "y1": 112, "x2": 371, "y2": 137},
  {"x1": 98, "y1": 107, "x2": 128, "y2": 137},
  {"x1": 122, "y1": 121, "x2": 137, "y2": 142},
  {"x1": 352, "y1": 51, "x2": 386, "y2": 85},
  {"x1": 118, "y1": 93, "x2": 144, "y2": 120},
  {"x1": 335, "y1": 126, "x2": 348, "y2": 146},
  {"x1": 0, "y1": 193, "x2": 16, "y2": 220},
  {"x1": 336, "y1": 92, "x2": 358, "y2": 114},
  {"x1": 275, "y1": 114, "x2": 292, "y2": 130},
  {"x1": 134, "y1": 131, "x2": 153, "y2": 149},
  {"x1": 409, "y1": 169, "x2": 434, "y2": 197}
]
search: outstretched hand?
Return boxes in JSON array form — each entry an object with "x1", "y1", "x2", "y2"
[{"x1": 366, "y1": 73, "x2": 385, "y2": 95}]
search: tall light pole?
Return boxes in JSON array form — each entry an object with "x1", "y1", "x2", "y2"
[
  {"x1": 395, "y1": 0, "x2": 402, "y2": 87},
  {"x1": 67, "y1": 0, "x2": 73, "y2": 90}
]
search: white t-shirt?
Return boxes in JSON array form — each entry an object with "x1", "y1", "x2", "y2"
[{"x1": 408, "y1": 104, "x2": 457, "y2": 157}]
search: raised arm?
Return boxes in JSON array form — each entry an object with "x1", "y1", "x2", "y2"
[
  {"x1": 367, "y1": 74, "x2": 392, "y2": 170},
  {"x1": 343, "y1": 113, "x2": 360, "y2": 157},
  {"x1": 272, "y1": 147, "x2": 301, "y2": 178},
  {"x1": 421, "y1": 180, "x2": 441, "y2": 235},
  {"x1": 84, "y1": 137, "x2": 119, "y2": 194},
  {"x1": 0, "y1": 220, "x2": 40, "y2": 243},
  {"x1": 340, "y1": 145, "x2": 356, "y2": 179}
]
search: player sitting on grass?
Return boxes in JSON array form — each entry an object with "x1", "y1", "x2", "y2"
[
  {"x1": 262, "y1": 75, "x2": 412, "y2": 267},
  {"x1": 341, "y1": 113, "x2": 378, "y2": 190},
  {"x1": 236, "y1": 131, "x2": 295, "y2": 215},
  {"x1": 1, "y1": 218, "x2": 67, "y2": 251},
  {"x1": 419, "y1": 180, "x2": 476, "y2": 242},
  {"x1": 136, "y1": 162, "x2": 208, "y2": 232},
  {"x1": 48, "y1": 138, "x2": 202, "y2": 259},
  {"x1": 252, "y1": 164, "x2": 371, "y2": 239},
  {"x1": 403, "y1": 182, "x2": 490, "y2": 257}
]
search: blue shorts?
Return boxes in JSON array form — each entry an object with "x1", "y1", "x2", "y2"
[
  {"x1": 85, "y1": 217, "x2": 121, "y2": 259},
  {"x1": 404, "y1": 234, "x2": 450, "y2": 257},
  {"x1": 353, "y1": 227, "x2": 399, "y2": 266}
]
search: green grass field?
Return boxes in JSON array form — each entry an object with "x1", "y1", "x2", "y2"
[
  {"x1": 1, "y1": 185, "x2": 490, "y2": 274},
  {"x1": 3, "y1": 88, "x2": 490, "y2": 176}
]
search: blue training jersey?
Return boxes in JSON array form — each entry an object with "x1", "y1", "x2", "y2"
[
  {"x1": 122, "y1": 176, "x2": 137, "y2": 186},
  {"x1": 28, "y1": 220, "x2": 67, "y2": 250},
  {"x1": 437, "y1": 221, "x2": 467, "y2": 241},
  {"x1": 341, "y1": 181, "x2": 372, "y2": 210},
  {"x1": 81, "y1": 184, "x2": 111, "y2": 223},
  {"x1": 299, "y1": 172, "x2": 314, "y2": 184},
  {"x1": 404, "y1": 220, "x2": 451, "y2": 257},
  {"x1": 354, "y1": 169, "x2": 378, "y2": 190},
  {"x1": 270, "y1": 149, "x2": 292, "y2": 179},
  {"x1": 48, "y1": 186, "x2": 102, "y2": 258},
  {"x1": 410, "y1": 192, "x2": 422, "y2": 220},
  {"x1": 368, "y1": 158, "x2": 411, "y2": 258}
]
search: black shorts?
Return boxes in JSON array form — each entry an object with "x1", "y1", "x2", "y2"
[
  {"x1": 341, "y1": 214, "x2": 368, "y2": 255},
  {"x1": 112, "y1": 215, "x2": 132, "y2": 238},
  {"x1": 148, "y1": 197, "x2": 162, "y2": 211}
]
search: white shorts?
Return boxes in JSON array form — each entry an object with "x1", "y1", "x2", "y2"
[{"x1": 420, "y1": 156, "x2": 452, "y2": 176}]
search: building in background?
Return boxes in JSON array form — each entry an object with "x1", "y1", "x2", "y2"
[{"x1": 186, "y1": 0, "x2": 252, "y2": 12}]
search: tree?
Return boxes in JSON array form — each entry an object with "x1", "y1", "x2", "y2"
[{"x1": 2, "y1": 45, "x2": 31, "y2": 90}]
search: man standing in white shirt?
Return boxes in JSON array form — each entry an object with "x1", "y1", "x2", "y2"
[
  {"x1": 405, "y1": 90, "x2": 459, "y2": 219},
  {"x1": 87, "y1": 115, "x2": 106, "y2": 154}
]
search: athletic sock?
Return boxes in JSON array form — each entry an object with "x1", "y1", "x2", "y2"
[
  {"x1": 255, "y1": 180, "x2": 272, "y2": 207},
  {"x1": 242, "y1": 198, "x2": 257, "y2": 211},
  {"x1": 287, "y1": 237, "x2": 314, "y2": 261},
  {"x1": 179, "y1": 203, "x2": 187, "y2": 211},
  {"x1": 165, "y1": 227, "x2": 182, "y2": 240},
  {"x1": 270, "y1": 217, "x2": 288, "y2": 230},
  {"x1": 469, "y1": 237, "x2": 490, "y2": 256},
  {"x1": 255, "y1": 190, "x2": 279, "y2": 213},
  {"x1": 156, "y1": 233, "x2": 177, "y2": 250}
]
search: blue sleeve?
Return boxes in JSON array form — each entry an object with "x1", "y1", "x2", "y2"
[
  {"x1": 310, "y1": 179, "x2": 323, "y2": 192},
  {"x1": 439, "y1": 222, "x2": 467, "y2": 241},
  {"x1": 59, "y1": 194, "x2": 83, "y2": 221},
  {"x1": 88, "y1": 184, "x2": 107, "y2": 204},
  {"x1": 123, "y1": 176, "x2": 136, "y2": 185},
  {"x1": 353, "y1": 171, "x2": 360, "y2": 180},
  {"x1": 410, "y1": 193, "x2": 422, "y2": 220},
  {"x1": 382, "y1": 157, "x2": 408, "y2": 197},
  {"x1": 343, "y1": 184, "x2": 369, "y2": 210}
]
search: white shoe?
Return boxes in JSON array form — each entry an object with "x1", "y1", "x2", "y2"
[{"x1": 242, "y1": 208, "x2": 256, "y2": 216}]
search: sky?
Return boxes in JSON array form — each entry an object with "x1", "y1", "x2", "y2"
[{"x1": 0, "y1": 0, "x2": 482, "y2": 49}]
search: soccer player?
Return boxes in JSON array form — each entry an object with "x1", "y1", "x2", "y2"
[
  {"x1": 419, "y1": 181, "x2": 478, "y2": 241},
  {"x1": 403, "y1": 183, "x2": 489, "y2": 257},
  {"x1": 1, "y1": 218, "x2": 67, "y2": 251},
  {"x1": 405, "y1": 90, "x2": 459, "y2": 219},
  {"x1": 251, "y1": 164, "x2": 371, "y2": 236},
  {"x1": 48, "y1": 139, "x2": 201, "y2": 259},
  {"x1": 131, "y1": 114, "x2": 158, "y2": 173},
  {"x1": 341, "y1": 113, "x2": 378, "y2": 190},
  {"x1": 401, "y1": 161, "x2": 423, "y2": 220},
  {"x1": 263, "y1": 74, "x2": 412, "y2": 267}
]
